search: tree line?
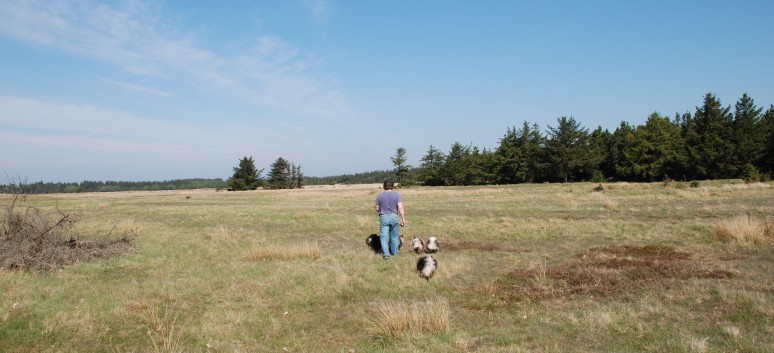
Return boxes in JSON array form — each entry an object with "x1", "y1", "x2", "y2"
[
  {"x1": 6, "y1": 92, "x2": 772, "y2": 193},
  {"x1": 399, "y1": 93, "x2": 774, "y2": 186},
  {"x1": 0, "y1": 178, "x2": 228, "y2": 194}
]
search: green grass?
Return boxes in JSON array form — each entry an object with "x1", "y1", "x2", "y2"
[{"x1": 1, "y1": 181, "x2": 773, "y2": 352}]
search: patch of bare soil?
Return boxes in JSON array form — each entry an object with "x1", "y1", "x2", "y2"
[
  {"x1": 445, "y1": 240, "x2": 522, "y2": 253},
  {"x1": 481, "y1": 245, "x2": 733, "y2": 304}
]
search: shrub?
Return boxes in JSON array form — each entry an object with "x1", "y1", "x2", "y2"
[{"x1": 1, "y1": 179, "x2": 137, "y2": 271}]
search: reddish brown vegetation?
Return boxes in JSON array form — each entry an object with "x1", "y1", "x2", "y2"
[{"x1": 475, "y1": 245, "x2": 733, "y2": 304}]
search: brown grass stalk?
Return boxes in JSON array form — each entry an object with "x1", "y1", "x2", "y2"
[
  {"x1": 368, "y1": 297, "x2": 450, "y2": 338},
  {"x1": 243, "y1": 243, "x2": 321, "y2": 261},
  {"x1": 714, "y1": 215, "x2": 773, "y2": 245}
]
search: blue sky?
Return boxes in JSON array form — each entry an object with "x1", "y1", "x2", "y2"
[{"x1": 1, "y1": 0, "x2": 773, "y2": 183}]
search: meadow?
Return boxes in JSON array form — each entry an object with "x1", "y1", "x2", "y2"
[{"x1": 1, "y1": 180, "x2": 772, "y2": 352}]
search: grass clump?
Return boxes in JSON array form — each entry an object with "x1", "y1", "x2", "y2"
[
  {"x1": 714, "y1": 215, "x2": 773, "y2": 245},
  {"x1": 368, "y1": 297, "x2": 450, "y2": 339},
  {"x1": 243, "y1": 242, "x2": 321, "y2": 261},
  {"x1": 125, "y1": 302, "x2": 187, "y2": 353}
]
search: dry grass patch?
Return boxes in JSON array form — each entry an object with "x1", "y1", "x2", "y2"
[
  {"x1": 355, "y1": 214, "x2": 371, "y2": 227},
  {"x1": 367, "y1": 297, "x2": 450, "y2": 338},
  {"x1": 714, "y1": 215, "x2": 773, "y2": 245},
  {"x1": 243, "y1": 242, "x2": 321, "y2": 261},
  {"x1": 125, "y1": 302, "x2": 186, "y2": 353},
  {"x1": 482, "y1": 245, "x2": 733, "y2": 304}
]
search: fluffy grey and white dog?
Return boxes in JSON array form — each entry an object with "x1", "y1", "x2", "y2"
[
  {"x1": 416, "y1": 255, "x2": 437, "y2": 281},
  {"x1": 411, "y1": 236, "x2": 425, "y2": 254},
  {"x1": 425, "y1": 236, "x2": 439, "y2": 253}
]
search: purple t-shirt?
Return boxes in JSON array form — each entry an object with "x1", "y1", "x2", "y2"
[{"x1": 375, "y1": 191, "x2": 402, "y2": 215}]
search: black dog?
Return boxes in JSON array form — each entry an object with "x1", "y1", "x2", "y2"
[{"x1": 366, "y1": 233, "x2": 403, "y2": 254}]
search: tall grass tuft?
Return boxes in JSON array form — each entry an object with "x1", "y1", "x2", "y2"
[
  {"x1": 714, "y1": 215, "x2": 773, "y2": 245},
  {"x1": 127, "y1": 303, "x2": 186, "y2": 353},
  {"x1": 243, "y1": 242, "x2": 321, "y2": 261},
  {"x1": 368, "y1": 297, "x2": 450, "y2": 338}
]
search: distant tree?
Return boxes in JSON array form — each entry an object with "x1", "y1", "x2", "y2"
[
  {"x1": 290, "y1": 164, "x2": 298, "y2": 189},
  {"x1": 761, "y1": 105, "x2": 774, "y2": 175},
  {"x1": 391, "y1": 147, "x2": 411, "y2": 186},
  {"x1": 494, "y1": 122, "x2": 544, "y2": 183},
  {"x1": 589, "y1": 126, "x2": 612, "y2": 181},
  {"x1": 684, "y1": 93, "x2": 736, "y2": 179},
  {"x1": 621, "y1": 113, "x2": 685, "y2": 181},
  {"x1": 733, "y1": 94, "x2": 765, "y2": 176},
  {"x1": 469, "y1": 146, "x2": 497, "y2": 185},
  {"x1": 418, "y1": 145, "x2": 446, "y2": 186},
  {"x1": 228, "y1": 156, "x2": 263, "y2": 191},
  {"x1": 267, "y1": 157, "x2": 292, "y2": 189},
  {"x1": 441, "y1": 142, "x2": 472, "y2": 186},
  {"x1": 295, "y1": 164, "x2": 305, "y2": 189},
  {"x1": 544, "y1": 116, "x2": 595, "y2": 182},
  {"x1": 608, "y1": 121, "x2": 636, "y2": 181}
]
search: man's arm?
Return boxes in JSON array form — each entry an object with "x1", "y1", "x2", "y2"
[{"x1": 398, "y1": 201, "x2": 405, "y2": 227}]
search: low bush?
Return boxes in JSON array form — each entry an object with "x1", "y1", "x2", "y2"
[{"x1": 1, "y1": 181, "x2": 137, "y2": 271}]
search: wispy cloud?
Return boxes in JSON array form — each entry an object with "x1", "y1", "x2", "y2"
[
  {"x1": 0, "y1": 0, "x2": 349, "y2": 119},
  {"x1": 304, "y1": 0, "x2": 331, "y2": 22},
  {"x1": 0, "y1": 94, "x2": 288, "y2": 178},
  {"x1": 98, "y1": 77, "x2": 177, "y2": 97}
]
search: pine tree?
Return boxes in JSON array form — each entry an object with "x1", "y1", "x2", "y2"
[
  {"x1": 733, "y1": 94, "x2": 764, "y2": 177},
  {"x1": 267, "y1": 157, "x2": 291, "y2": 189},
  {"x1": 441, "y1": 142, "x2": 472, "y2": 186},
  {"x1": 296, "y1": 164, "x2": 305, "y2": 189},
  {"x1": 391, "y1": 147, "x2": 411, "y2": 186},
  {"x1": 685, "y1": 93, "x2": 736, "y2": 179},
  {"x1": 761, "y1": 105, "x2": 774, "y2": 175},
  {"x1": 494, "y1": 122, "x2": 544, "y2": 183},
  {"x1": 469, "y1": 146, "x2": 497, "y2": 185},
  {"x1": 227, "y1": 156, "x2": 263, "y2": 191},
  {"x1": 544, "y1": 116, "x2": 595, "y2": 182},
  {"x1": 290, "y1": 164, "x2": 298, "y2": 189},
  {"x1": 628, "y1": 113, "x2": 685, "y2": 181},
  {"x1": 418, "y1": 145, "x2": 446, "y2": 186},
  {"x1": 589, "y1": 126, "x2": 612, "y2": 181}
]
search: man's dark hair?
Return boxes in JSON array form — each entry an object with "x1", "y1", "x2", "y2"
[{"x1": 383, "y1": 179, "x2": 394, "y2": 190}]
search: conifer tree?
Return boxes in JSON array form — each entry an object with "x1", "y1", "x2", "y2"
[
  {"x1": 418, "y1": 145, "x2": 446, "y2": 186},
  {"x1": 228, "y1": 156, "x2": 263, "y2": 191},
  {"x1": 391, "y1": 147, "x2": 411, "y2": 186},
  {"x1": 544, "y1": 116, "x2": 595, "y2": 182},
  {"x1": 441, "y1": 142, "x2": 472, "y2": 186},
  {"x1": 733, "y1": 94, "x2": 764, "y2": 176},
  {"x1": 761, "y1": 105, "x2": 774, "y2": 175},
  {"x1": 267, "y1": 157, "x2": 291, "y2": 189},
  {"x1": 685, "y1": 93, "x2": 736, "y2": 179}
]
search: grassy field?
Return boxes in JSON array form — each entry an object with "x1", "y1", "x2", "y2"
[{"x1": 1, "y1": 180, "x2": 773, "y2": 352}]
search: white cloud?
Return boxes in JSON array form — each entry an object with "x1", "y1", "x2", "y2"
[
  {"x1": 0, "y1": 0, "x2": 350, "y2": 119},
  {"x1": 304, "y1": 0, "x2": 331, "y2": 22},
  {"x1": 98, "y1": 77, "x2": 176, "y2": 97},
  {"x1": 0, "y1": 95, "x2": 266, "y2": 172}
]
